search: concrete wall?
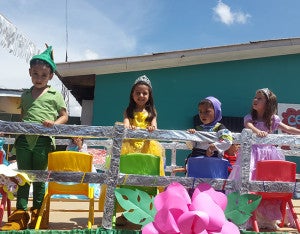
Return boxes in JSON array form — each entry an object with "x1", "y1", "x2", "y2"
[{"x1": 81, "y1": 99, "x2": 94, "y2": 125}]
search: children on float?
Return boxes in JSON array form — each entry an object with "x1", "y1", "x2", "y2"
[
  {"x1": 121, "y1": 75, "x2": 165, "y2": 174},
  {"x1": 229, "y1": 88, "x2": 300, "y2": 181},
  {"x1": 98, "y1": 75, "x2": 165, "y2": 217},
  {"x1": 116, "y1": 75, "x2": 166, "y2": 226},
  {"x1": 66, "y1": 137, "x2": 88, "y2": 153},
  {"x1": 171, "y1": 96, "x2": 233, "y2": 176},
  {"x1": 0, "y1": 46, "x2": 68, "y2": 231},
  {"x1": 229, "y1": 88, "x2": 300, "y2": 230},
  {"x1": 186, "y1": 96, "x2": 233, "y2": 158}
]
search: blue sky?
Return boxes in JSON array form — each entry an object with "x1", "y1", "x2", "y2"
[{"x1": 1, "y1": 0, "x2": 300, "y2": 115}]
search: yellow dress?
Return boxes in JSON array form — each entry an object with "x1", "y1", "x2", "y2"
[
  {"x1": 121, "y1": 111, "x2": 165, "y2": 168},
  {"x1": 99, "y1": 111, "x2": 165, "y2": 211}
]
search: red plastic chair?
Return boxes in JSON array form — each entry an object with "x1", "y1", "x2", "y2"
[
  {"x1": 251, "y1": 160, "x2": 300, "y2": 232},
  {"x1": 0, "y1": 151, "x2": 12, "y2": 226}
]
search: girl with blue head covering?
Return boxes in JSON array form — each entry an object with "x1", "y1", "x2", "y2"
[{"x1": 187, "y1": 96, "x2": 233, "y2": 158}]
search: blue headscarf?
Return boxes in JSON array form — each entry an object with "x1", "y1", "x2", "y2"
[{"x1": 201, "y1": 96, "x2": 222, "y2": 130}]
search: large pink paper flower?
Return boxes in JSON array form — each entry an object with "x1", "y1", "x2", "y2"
[{"x1": 142, "y1": 182, "x2": 239, "y2": 234}]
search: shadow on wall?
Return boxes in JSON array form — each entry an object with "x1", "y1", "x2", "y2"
[
  {"x1": 193, "y1": 114, "x2": 244, "y2": 133},
  {"x1": 220, "y1": 116, "x2": 244, "y2": 133}
]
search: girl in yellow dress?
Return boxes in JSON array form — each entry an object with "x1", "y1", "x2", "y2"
[
  {"x1": 99, "y1": 75, "x2": 165, "y2": 214},
  {"x1": 121, "y1": 75, "x2": 165, "y2": 174}
]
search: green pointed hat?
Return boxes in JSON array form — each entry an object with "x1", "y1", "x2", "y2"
[{"x1": 30, "y1": 46, "x2": 56, "y2": 72}]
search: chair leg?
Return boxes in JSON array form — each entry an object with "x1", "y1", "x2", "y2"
[
  {"x1": 98, "y1": 185, "x2": 107, "y2": 212},
  {"x1": 251, "y1": 210, "x2": 259, "y2": 232},
  {"x1": 35, "y1": 194, "x2": 50, "y2": 230},
  {"x1": 88, "y1": 187, "x2": 94, "y2": 229},
  {"x1": 46, "y1": 194, "x2": 51, "y2": 223},
  {"x1": 7, "y1": 198, "x2": 11, "y2": 217},
  {"x1": 279, "y1": 200, "x2": 287, "y2": 228},
  {"x1": 287, "y1": 200, "x2": 300, "y2": 232},
  {"x1": 88, "y1": 200, "x2": 94, "y2": 228}
]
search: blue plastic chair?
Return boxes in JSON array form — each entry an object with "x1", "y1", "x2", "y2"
[{"x1": 187, "y1": 156, "x2": 230, "y2": 179}]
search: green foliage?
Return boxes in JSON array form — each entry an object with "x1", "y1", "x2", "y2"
[
  {"x1": 115, "y1": 187, "x2": 156, "y2": 227},
  {"x1": 225, "y1": 192, "x2": 262, "y2": 225}
]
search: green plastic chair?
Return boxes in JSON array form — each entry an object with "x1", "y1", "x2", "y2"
[
  {"x1": 98, "y1": 153, "x2": 161, "y2": 213},
  {"x1": 119, "y1": 153, "x2": 161, "y2": 195},
  {"x1": 112, "y1": 153, "x2": 161, "y2": 227}
]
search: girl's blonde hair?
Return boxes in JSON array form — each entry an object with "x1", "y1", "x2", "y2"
[{"x1": 251, "y1": 88, "x2": 277, "y2": 131}]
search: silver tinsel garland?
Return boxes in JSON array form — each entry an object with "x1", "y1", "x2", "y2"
[{"x1": 0, "y1": 14, "x2": 39, "y2": 62}]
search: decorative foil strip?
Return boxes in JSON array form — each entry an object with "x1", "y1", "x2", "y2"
[
  {"x1": 0, "y1": 120, "x2": 114, "y2": 138},
  {"x1": 0, "y1": 14, "x2": 39, "y2": 62}
]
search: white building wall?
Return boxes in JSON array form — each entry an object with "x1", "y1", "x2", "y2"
[{"x1": 81, "y1": 100, "x2": 93, "y2": 125}]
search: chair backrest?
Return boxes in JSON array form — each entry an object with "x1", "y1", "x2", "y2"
[
  {"x1": 120, "y1": 153, "x2": 160, "y2": 195},
  {"x1": 48, "y1": 151, "x2": 93, "y2": 173},
  {"x1": 187, "y1": 156, "x2": 229, "y2": 179},
  {"x1": 256, "y1": 160, "x2": 296, "y2": 182},
  {"x1": 120, "y1": 153, "x2": 160, "y2": 176}
]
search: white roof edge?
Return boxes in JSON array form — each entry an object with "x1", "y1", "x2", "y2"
[
  {"x1": 56, "y1": 38, "x2": 300, "y2": 77},
  {"x1": 0, "y1": 88, "x2": 23, "y2": 97}
]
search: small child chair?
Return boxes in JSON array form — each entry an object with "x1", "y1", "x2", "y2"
[
  {"x1": 187, "y1": 156, "x2": 230, "y2": 179},
  {"x1": 112, "y1": 153, "x2": 161, "y2": 227},
  {"x1": 251, "y1": 160, "x2": 300, "y2": 232},
  {"x1": 35, "y1": 151, "x2": 95, "y2": 229},
  {"x1": 99, "y1": 153, "x2": 161, "y2": 212},
  {"x1": 119, "y1": 153, "x2": 161, "y2": 194},
  {"x1": 0, "y1": 151, "x2": 11, "y2": 226}
]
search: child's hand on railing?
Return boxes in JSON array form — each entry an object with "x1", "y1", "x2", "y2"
[
  {"x1": 187, "y1": 129, "x2": 196, "y2": 134},
  {"x1": 255, "y1": 130, "x2": 268, "y2": 137}
]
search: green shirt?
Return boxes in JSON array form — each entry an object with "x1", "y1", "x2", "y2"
[
  {"x1": 20, "y1": 86, "x2": 67, "y2": 149},
  {"x1": 21, "y1": 86, "x2": 66, "y2": 123}
]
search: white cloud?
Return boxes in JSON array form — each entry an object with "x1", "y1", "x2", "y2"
[
  {"x1": 84, "y1": 49, "x2": 99, "y2": 60},
  {"x1": 213, "y1": 0, "x2": 251, "y2": 25},
  {"x1": 235, "y1": 12, "x2": 251, "y2": 24}
]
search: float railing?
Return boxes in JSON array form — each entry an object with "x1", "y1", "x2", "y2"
[{"x1": 1, "y1": 120, "x2": 300, "y2": 229}]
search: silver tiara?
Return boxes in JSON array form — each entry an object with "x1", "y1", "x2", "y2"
[
  {"x1": 134, "y1": 75, "x2": 152, "y2": 88},
  {"x1": 259, "y1": 88, "x2": 271, "y2": 98}
]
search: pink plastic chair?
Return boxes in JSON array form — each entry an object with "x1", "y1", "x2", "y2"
[
  {"x1": 251, "y1": 160, "x2": 300, "y2": 232},
  {"x1": 0, "y1": 151, "x2": 11, "y2": 226}
]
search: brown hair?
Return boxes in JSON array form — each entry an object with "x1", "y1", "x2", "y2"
[
  {"x1": 251, "y1": 88, "x2": 277, "y2": 131},
  {"x1": 125, "y1": 81, "x2": 156, "y2": 123}
]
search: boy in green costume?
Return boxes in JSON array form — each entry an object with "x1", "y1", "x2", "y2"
[{"x1": 1, "y1": 46, "x2": 68, "y2": 231}]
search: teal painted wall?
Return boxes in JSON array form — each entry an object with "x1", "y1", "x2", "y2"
[{"x1": 92, "y1": 54, "x2": 300, "y2": 131}]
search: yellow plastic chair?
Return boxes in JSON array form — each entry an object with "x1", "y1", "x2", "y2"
[{"x1": 35, "y1": 151, "x2": 95, "y2": 229}]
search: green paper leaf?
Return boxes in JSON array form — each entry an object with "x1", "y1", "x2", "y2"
[
  {"x1": 115, "y1": 187, "x2": 156, "y2": 226},
  {"x1": 225, "y1": 192, "x2": 262, "y2": 225}
]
